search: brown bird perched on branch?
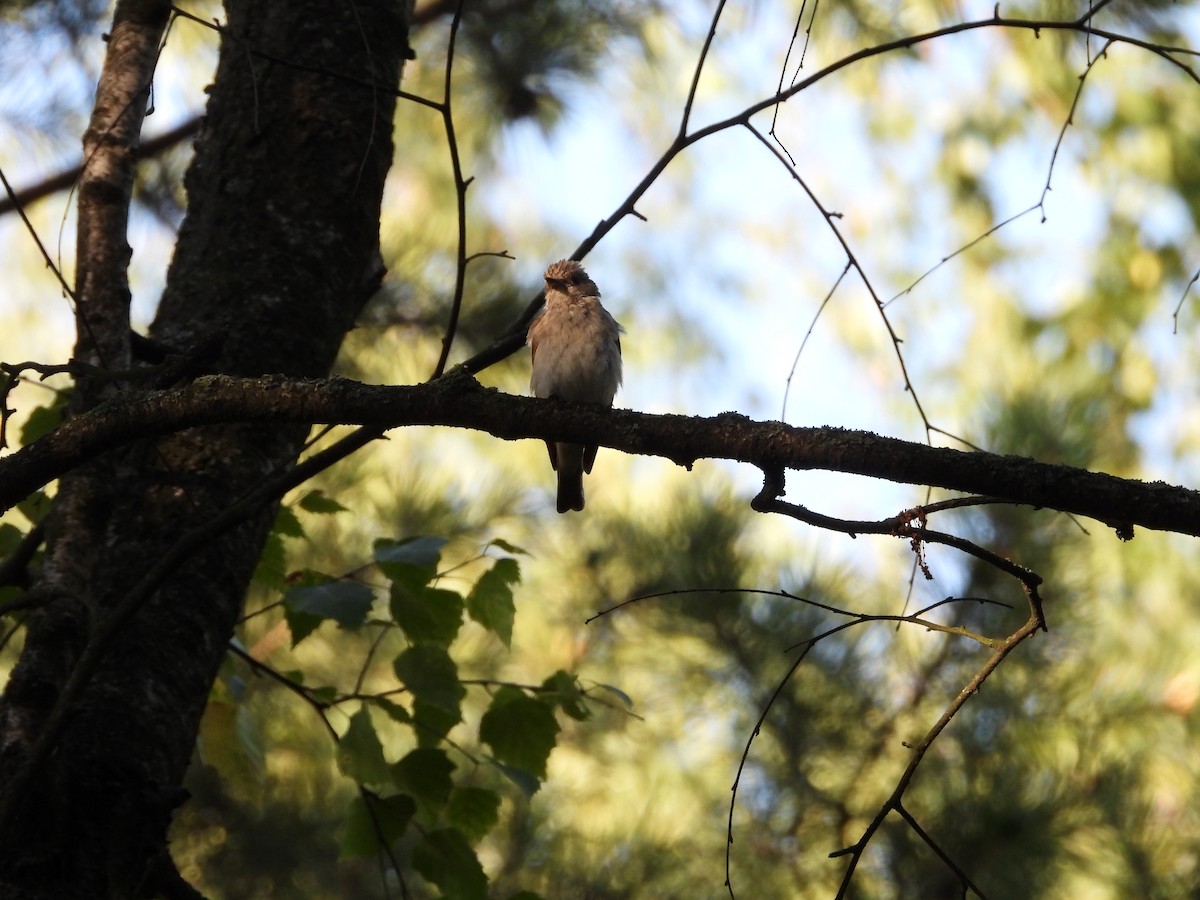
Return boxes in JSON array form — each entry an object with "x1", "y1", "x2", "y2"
[{"x1": 527, "y1": 259, "x2": 624, "y2": 513}]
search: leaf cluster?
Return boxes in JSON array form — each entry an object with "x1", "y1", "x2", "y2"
[{"x1": 194, "y1": 497, "x2": 634, "y2": 899}]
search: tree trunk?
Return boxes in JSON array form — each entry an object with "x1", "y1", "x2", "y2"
[{"x1": 0, "y1": 1, "x2": 407, "y2": 896}]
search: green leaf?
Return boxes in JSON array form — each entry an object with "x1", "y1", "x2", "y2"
[
  {"x1": 374, "y1": 535, "x2": 447, "y2": 586},
  {"x1": 273, "y1": 504, "x2": 305, "y2": 539},
  {"x1": 592, "y1": 682, "x2": 634, "y2": 708},
  {"x1": 297, "y1": 489, "x2": 349, "y2": 514},
  {"x1": 285, "y1": 580, "x2": 373, "y2": 629},
  {"x1": 412, "y1": 828, "x2": 487, "y2": 900},
  {"x1": 372, "y1": 695, "x2": 411, "y2": 724},
  {"x1": 198, "y1": 699, "x2": 264, "y2": 799},
  {"x1": 309, "y1": 685, "x2": 338, "y2": 705},
  {"x1": 390, "y1": 583, "x2": 464, "y2": 646},
  {"x1": 393, "y1": 644, "x2": 466, "y2": 719},
  {"x1": 0, "y1": 586, "x2": 22, "y2": 610},
  {"x1": 465, "y1": 557, "x2": 519, "y2": 647},
  {"x1": 338, "y1": 708, "x2": 391, "y2": 787},
  {"x1": 282, "y1": 575, "x2": 373, "y2": 646},
  {"x1": 392, "y1": 747, "x2": 455, "y2": 815},
  {"x1": 541, "y1": 670, "x2": 589, "y2": 721},
  {"x1": 17, "y1": 491, "x2": 51, "y2": 526},
  {"x1": 339, "y1": 792, "x2": 416, "y2": 860},
  {"x1": 413, "y1": 699, "x2": 461, "y2": 747},
  {"x1": 251, "y1": 530, "x2": 287, "y2": 591},
  {"x1": 487, "y1": 538, "x2": 528, "y2": 556},
  {"x1": 19, "y1": 400, "x2": 65, "y2": 445},
  {"x1": 283, "y1": 608, "x2": 321, "y2": 647},
  {"x1": 0, "y1": 522, "x2": 24, "y2": 557},
  {"x1": 447, "y1": 787, "x2": 500, "y2": 843},
  {"x1": 489, "y1": 759, "x2": 542, "y2": 797},
  {"x1": 479, "y1": 687, "x2": 559, "y2": 781}
]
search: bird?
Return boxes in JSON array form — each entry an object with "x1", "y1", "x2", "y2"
[{"x1": 527, "y1": 259, "x2": 624, "y2": 512}]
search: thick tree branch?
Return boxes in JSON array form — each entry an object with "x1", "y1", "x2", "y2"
[
  {"x1": 0, "y1": 372, "x2": 1195, "y2": 536},
  {"x1": 74, "y1": 0, "x2": 171, "y2": 386},
  {"x1": 0, "y1": 1, "x2": 412, "y2": 894}
]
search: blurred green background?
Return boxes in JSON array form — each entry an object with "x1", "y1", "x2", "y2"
[{"x1": 3, "y1": 0, "x2": 1200, "y2": 896}]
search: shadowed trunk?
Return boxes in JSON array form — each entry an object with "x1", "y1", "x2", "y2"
[{"x1": 0, "y1": 1, "x2": 407, "y2": 896}]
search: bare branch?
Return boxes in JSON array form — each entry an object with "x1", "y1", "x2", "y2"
[
  {"x1": 169, "y1": 5, "x2": 439, "y2": 111},
  {"x1": 679, "y1": 0, "x2": 729, "y2": 137},
  {"x1": 1173, "y1": 266, "x2": 1200, "y2": 333},
  {"x1": 830, "y1": 613, "x2": 1042, "y2": 898},
  {"x1": 744, "y1": 122, "x2": 938, "y2": 438},
  {"x1": 896, "y1": 804, "x2": 991, "y2": 900},
  {"x1": 782, "y1": 261, "x2": 849, "y2": 421},
  {"x1": 0, "y1": 373, "x2": 1195, "y2": 538},
  {"x1": 73, "y1": 0, "x2": 172, "y2": 391},
  {"x1": 768, "y1": 0, "x2": 820, "y2": 164},
  {"x1": 668, "y1": 591, "x2": 1013, "y2": 896},
  {"x1": 884, "y1": 203, "x2": 1042, "y2": 309},
  {"x1": 589, "y1": 586, "x2": 1007, "y2": 647},
  {"x1": 463, "y1": 12, "x2": 1192, "y2": 381},
  {"x1": 431, "y1": 0, "x2": 472, "y2": 379},
  {"x1": 752, "y1": 493, "x2": 1045, "y2": 609},
  {"x1": 582, "y1": 581, "x2": 1015, "y2": 897},
  {"x1": 1040, "y1": 39, "x2": 1113, "y2": 209},
  {"x1": 0, "y1": 167, "x2": 77, "y2": 301}
]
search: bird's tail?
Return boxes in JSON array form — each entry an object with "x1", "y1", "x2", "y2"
[{"x1": 555, "y1": 442, "x2": 585, "y2": 513}]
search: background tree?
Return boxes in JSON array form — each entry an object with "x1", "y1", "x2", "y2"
[{"x1": 2, "y1": 0, "x2": 1200, "y2": 898}]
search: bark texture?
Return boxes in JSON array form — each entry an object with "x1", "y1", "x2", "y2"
[
  {"x1": 0, "y1": 1, "x2": 407, "y2": 896},
  {"x1": 4, "y1": 373, "x2": 1199, "y2": 539}
]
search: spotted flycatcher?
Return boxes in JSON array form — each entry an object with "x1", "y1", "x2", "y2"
[{"x1": 527, "y1": 259, "x2": 624, "y2": 513}]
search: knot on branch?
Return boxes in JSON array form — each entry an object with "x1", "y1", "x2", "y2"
[{"x1": 752, "y1": 465, "x2": 786, "y2": 511}]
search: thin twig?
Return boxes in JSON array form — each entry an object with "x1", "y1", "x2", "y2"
[
  {"x1": 431, "y1": 0, "x2": 471, "y2": 379},
  {"x1": 744, "y1": 122, "x2": 938, "y2": 440},
  {"x1": 588, "y1": 586, "x2": 1007, "y2": 647},
  {"x1": 169, "y1": 5, "x2": 441, "y2": 111},
  {"x1": 354, "y1": 623, "x2": 394, "y2": 696},
  {"x1": 725, "y1": 641, "x2": 812, "y2": 899},
  {"x1": 751, "y1": 491, "x2": 1045, "y2": 603},
  {"x1": 883, "y1": 203, "x2": 1041, "y2": 309},
  {"x1": 679, "y1": 0, "x2": 729, "y2": 137},
  {"x1": 781, "y1": 261, "x2": 849, "y2": 421},
  {"x1": 1040, "y1": 40, "x2": 1113, "y2": 209},
  {"x1": 360, "y1": 787, "x2": 410, "y2": 898},
  {"x1": 768, "y1": 0, "x2": 807, "y2": 165},
  {"x1": 1172, "y1": 267, "x2": 1199, "y2": 333},
  {"x1": 829, "y1": 613, "x2": 1042, "y2": 899},
  {"x1": 897, "y1": 803, "x2": 991, "y2": 899},
  {"x1": 0, "y1": 166, "x2": 76, "y2": 301},
  {"x1": 228, "y1": 641, "x2": 338, "y2": 737},
  {"x1": 463, "y1": 13, "x2": 1184, "y2": 379},
  {"x1": 768, "y1": 0, "x2": 819, "y2": 165}
]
